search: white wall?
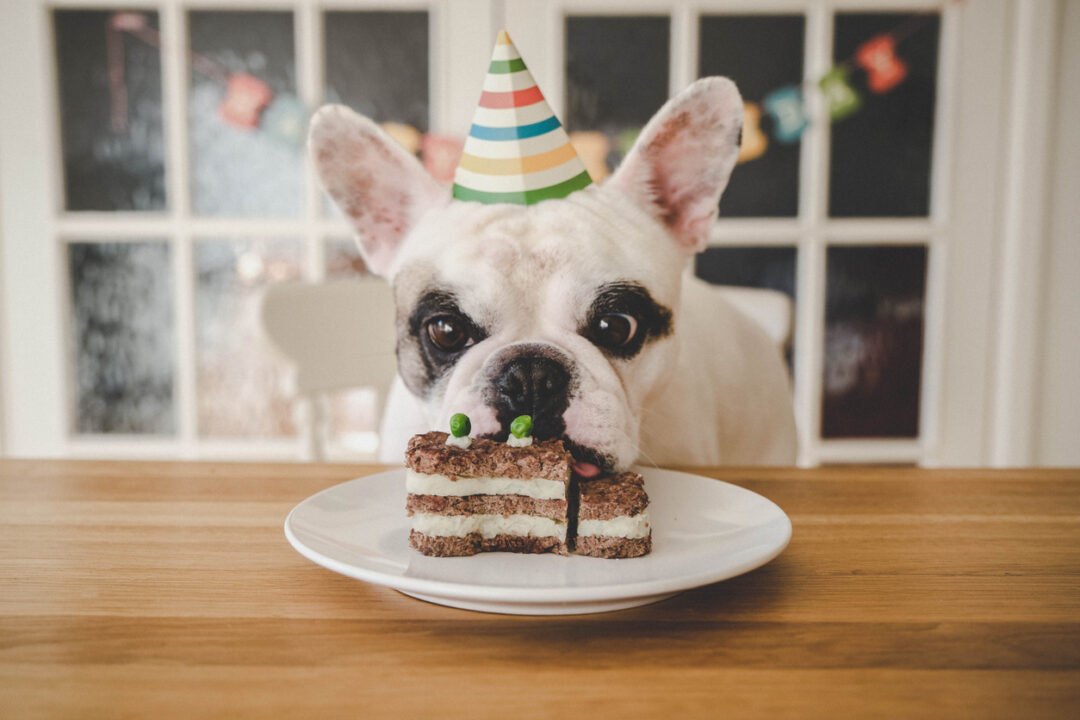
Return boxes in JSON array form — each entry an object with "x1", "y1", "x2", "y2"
[{"x1": 1035, "y1": 0, "x2": 1080, "y2": 465}]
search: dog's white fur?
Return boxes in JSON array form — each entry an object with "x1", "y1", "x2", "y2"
[{"x1": 311, "y1": 77, "x2": 797, "y2": 468}]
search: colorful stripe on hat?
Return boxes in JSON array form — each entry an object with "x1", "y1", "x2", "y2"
[{"x1": 453, "y1": 30, "x2": 592, "y2": 205}]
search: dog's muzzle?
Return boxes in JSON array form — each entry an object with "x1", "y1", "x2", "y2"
[{"x1": 488, "y1": 344, "x2": 573, "y2": 440}]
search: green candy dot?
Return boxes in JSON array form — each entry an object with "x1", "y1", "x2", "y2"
[
  {"x1": 510, "y1": 415, "x2": 533, "y2": 439},
  {"x1": 449, "y1": 413, "x2": 471, "y2": 438}
]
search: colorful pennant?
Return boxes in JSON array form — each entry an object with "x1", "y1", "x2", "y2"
[
  {"x1": 105, "y1": 12, "x2": 934, "y2": 174},
  {"x1": 569, "y1": 131, "x2": 612, "y2": 183},
  {"x1": 421, "y1": 134, "x2": 465, "y2": 185},
  {"x1": 219, "y1": 74, "x2": 273, "y2": 129},
  {"x1": 762, "y1": 86, "x2": 809, "y2": 144},
  {"x1": 819, "y1": 68, "x2": 862, "y2": 121},
  {"x1": 738, "y1": 103, "x2": 769, "y2": 163},
  {"x1": 856, "y1": 34, "x2": 909, "y2": 94}
]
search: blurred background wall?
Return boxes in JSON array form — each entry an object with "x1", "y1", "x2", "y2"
[{"x1": 0, "y1": 0, "x2": 1076, "y2": 466}]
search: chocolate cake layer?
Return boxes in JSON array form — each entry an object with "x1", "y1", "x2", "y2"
[
  {"x1": 410, "y1": 530, "x2": 568, "y2": 557},
  {"x1": 405, "y1": 432, "x2": 571, "y2": 483},
  {"x1": 577, "y1": 471, "x2": 650, "y2": 521},
  {"x1": 407, "y1": 494, "x2": 568, "y2": 519},
  {"x1": 575, "y1": 535, "x2": 652, "y2": 559}
]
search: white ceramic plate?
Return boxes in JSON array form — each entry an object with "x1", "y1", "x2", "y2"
[{"x1": 285, "y1": 467, "x2": 791, "y2": 615}]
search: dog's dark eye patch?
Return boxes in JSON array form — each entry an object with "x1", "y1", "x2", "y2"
[
  {"x1": 405, "y1": 289, "x2": 488, "y2": 390},
  {"x1": 581, "y1": 282, "x2": 672, "y2": 359}
]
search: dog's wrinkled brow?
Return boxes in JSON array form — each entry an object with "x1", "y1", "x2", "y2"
[{"x1": 583, "y1": 281, "x2": 673, "y2": 359}]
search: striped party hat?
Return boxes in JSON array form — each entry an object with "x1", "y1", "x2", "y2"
[{"x1": 453, "y1": 30, "x2": 592, "y2": 205}]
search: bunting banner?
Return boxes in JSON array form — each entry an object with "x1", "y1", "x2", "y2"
[{"x1": 105, "y1": 11, "x2": 935, "y2": 175}]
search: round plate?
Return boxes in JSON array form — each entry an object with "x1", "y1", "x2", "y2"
[{"x1": 284, "y1": 467, "x2": 791, "y2": 615}]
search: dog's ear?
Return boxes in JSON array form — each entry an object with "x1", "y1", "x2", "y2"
[
  {"x1": 606, "y1": 77, "x2": 743, "y2": 254},
  {"x1": 309, "y1": 105, "x2": 447, "y2": 276}
]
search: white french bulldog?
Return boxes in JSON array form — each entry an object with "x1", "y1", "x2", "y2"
[{"x1": 310, "y1": 77, "x2": 797, "y2": 474}]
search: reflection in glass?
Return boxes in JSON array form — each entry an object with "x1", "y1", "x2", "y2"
[
  {"x1": 188, "y1": 11, "x2": 301, "y2": 217},
  {"x1": 54, "y1": 10, "x2": 166, "y2": 211},
  {"x1": 195, "y1": 239, "x2": 302, "y2": 437},
  {"x1": 822, "y1": 245, "x2": 926, "y2": 438},
  {"x1": 566, "y1": 16, "x2": 669, "y2": 180},
  {"x1": 699, "y1": 15, "x2": 804, "y2": 218},
  {"x1": 69, "y1": 242, "x2": 174, "y2": 434},
  {"x1": 829, "y1": 13, "x2": 940, "y2": 217},
  {"x1": 325, "y1": 11, "x2": 429, "y2": 132}
]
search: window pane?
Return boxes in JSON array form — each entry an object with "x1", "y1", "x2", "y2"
[
  {"x1": 829, "y1": 13, "x2": 940, "y2": 217},
  {"x1": 54, "y1": 10, "x2": 166, "y2": 212},
  {"x1": 188, "y1": 11, "x2": 301, "y2": 217},
  {"x1": 195, "y1": 239, "x2": 303, "y2": 437},
  {"x1": 699, "y1": 15, "x2": 804, "y2": 218},
  {"x1": 325, "y1": 237, "x2": 371, "y2": 278},
  {"x1": 822, "y1": 245, "x2": 926, "y2": 438},
  {"x1": 566, "y1": 16, "x2": 669, "y2": 179},
  {"x1": 695, "y1": 246, "x2": 797, "y2": 369},
  {"x1": 695, "y1": 246, "x2": 797, "y2": 300},
  {"x1": 69, "y1": 242, "x2": 174, "y2": 434},
  {"x1": 325, "y1": 11, "x2": 429, "y2": 132}
]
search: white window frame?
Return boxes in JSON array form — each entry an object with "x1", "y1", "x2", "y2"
[
  {"x1": 0, "y1": 0, "x2": 1063, "y2": 465},
  {"x1": 0, "y1": 0, "x2": 497, "y2": 460}
]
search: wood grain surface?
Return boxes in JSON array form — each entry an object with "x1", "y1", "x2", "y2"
[{"x1": 1, "y1": 460, "x2": 1077, "y2": 718}]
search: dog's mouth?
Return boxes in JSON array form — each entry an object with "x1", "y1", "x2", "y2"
[{"x1": 561, "y1": 438, "x2": 613, "y2": 478}]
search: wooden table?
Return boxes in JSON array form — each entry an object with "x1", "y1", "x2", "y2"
[{"x1": 1, "y1": 461, "x2": 1078, "y2": 718}]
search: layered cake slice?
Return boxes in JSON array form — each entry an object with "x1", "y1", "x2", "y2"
[
  {"x1": 404, "y1": 416, "x2": 573, "y2": 556},
  {"x1": 575, "y1": 471, "x2": 652, "y2": 558}
]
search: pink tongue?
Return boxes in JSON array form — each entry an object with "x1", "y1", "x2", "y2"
[{"x1": 572, "y1": 461, "x2": 601, "y2": 478}]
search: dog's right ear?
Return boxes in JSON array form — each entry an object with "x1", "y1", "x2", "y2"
[{"x1": 309, "y1": 105, "x2": 447, "y2": 277}]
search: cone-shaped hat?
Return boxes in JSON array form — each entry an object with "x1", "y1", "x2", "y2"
[{"x1": 453, "y1": 30, "x2": 593, "y2": 204}]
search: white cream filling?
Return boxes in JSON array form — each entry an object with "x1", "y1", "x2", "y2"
[
  {"x1": 506, "y1": 434, "x2": 533, "y2": 448},
  {"x1": 406, "y1": 469, "x2": 566, "y2": 500},
  {"x1": 412, "y1": 513, "x2": 567, "y2": 540},
  {"x1": 577, "y1": 512, "x2": 651, "y2": 539},
  {"x1": 445, "y1": 434, "x2": 471, "y2": 449}
]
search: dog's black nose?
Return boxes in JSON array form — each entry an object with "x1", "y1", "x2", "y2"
[{"x1": 492, "y1": 355, "x2": 571, "y2": 439}]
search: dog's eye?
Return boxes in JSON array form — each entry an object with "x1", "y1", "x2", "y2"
[
  {"x1": 425, "y1": 315, "x2": 473, "y2": 353},
  {"x1": 591, "y1": 313, "x2": 638, "y2": 350}
]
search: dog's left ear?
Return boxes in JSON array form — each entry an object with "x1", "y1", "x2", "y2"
[
  {"x1": 606, "y1": 77, "x2": 743, "y2": 254},
  {"x1": 309, "y1": 104, "x2": 447, "y2": 277}
]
